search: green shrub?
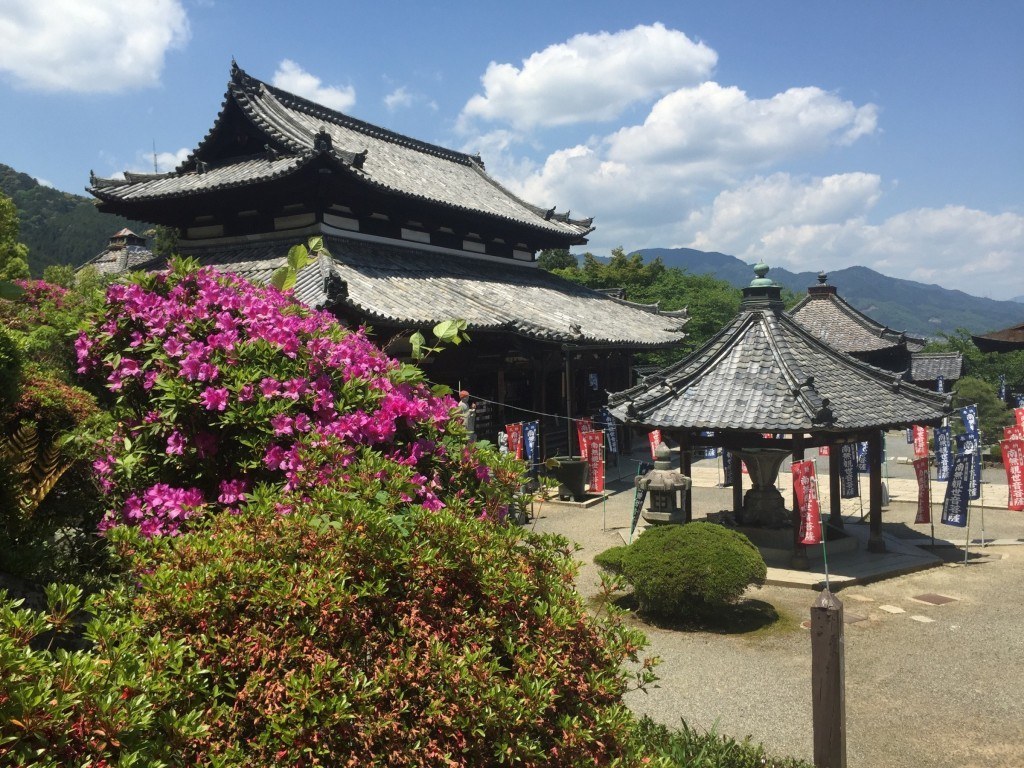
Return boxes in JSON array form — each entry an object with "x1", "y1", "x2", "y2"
[
  {"x1": 594, "y1": 544, "x2": 629, "y2": 574},
  {"x1": 88, "y1": 468, "x2": 652, "y2": 766},
  {"x1": 620, "y1": 523, "x2": 766, "y2": 618},
  {"x1": 630, "y1": 716, "x2": 812, "y2": 768}
]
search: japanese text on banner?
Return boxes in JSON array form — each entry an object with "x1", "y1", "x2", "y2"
[{"x1": 791, "y1": 460, "x2": 822, "y2": 545}]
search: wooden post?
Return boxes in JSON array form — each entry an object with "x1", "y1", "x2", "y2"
[
  {"x1": 679, "y1": 431, "x2": 693, "y2": 523},
  {"x1": 812, "y1": 589, "x2": 847, "y2": 768},
  {"x1": 867, "y1": 430, "x2": 886, "y2": 553},
  {"x1": 828, "y1": 443, "x2": 843, "y2": 531},
  {"x1": 732, "y1": 450, "x2": 744, "y2": 523}
]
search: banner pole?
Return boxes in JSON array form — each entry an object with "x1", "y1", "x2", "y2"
[
  {"x1": 978, "y1": 443, "x2": 986, "y2": 548},
  {"x1": 963, "y1": 500, "x2": 972, "y2": 566},
  {"x1": 927, "y1": 467, "x2": 935, "y2": 549}
]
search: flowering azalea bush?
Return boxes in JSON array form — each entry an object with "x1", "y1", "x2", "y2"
[{"x1": 76, "y1": 258, "x2": 518, "y2": 536}]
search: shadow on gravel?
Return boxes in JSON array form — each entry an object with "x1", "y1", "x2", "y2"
[{"x1": 603, "y1": 594, "x2": 783, "y2": 635}]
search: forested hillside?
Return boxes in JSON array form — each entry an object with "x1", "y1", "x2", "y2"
[{"x1": 0, "y1": 163, "x2": 147, "y2": 276}]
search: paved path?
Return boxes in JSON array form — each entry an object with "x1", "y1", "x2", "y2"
[{"x1": 526, "y1": 441, "x2": 1024, "y2": 768}]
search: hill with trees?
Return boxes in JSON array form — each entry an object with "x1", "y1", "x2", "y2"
[
  {"x1": 635, "y1": 247, "x2": 1024, "y2": 339},
  {"x1": 0, "y1": 163, "x2": 146, "y2": 276}
]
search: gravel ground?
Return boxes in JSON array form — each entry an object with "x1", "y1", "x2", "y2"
[{"x1": 527, "y1": 464, "x2": 1024, "y2": 768}]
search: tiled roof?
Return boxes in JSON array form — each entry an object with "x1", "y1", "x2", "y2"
[
  {"x1": 608, "y1": 296, "x2": 948, "y2": 434},
  {"x1": 176, "y1": 234, "x2": 688, "y2": 348},
  {"x1": 788, "y1": 282, "x2": 925, "y2": 354},
  {"x1": 77, "y1": 244, "x2": 160, "y2": 276},
  {"x1": 908, "y1": 352, "x2": 963, "y2": 382},
  {"x1": 90, "y1": 64, "x2": 591, "y2": 242}
]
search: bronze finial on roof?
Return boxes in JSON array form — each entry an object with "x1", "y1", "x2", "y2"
[{"x1": 817, "y1": 271, "x2": 828, "y2": 284}]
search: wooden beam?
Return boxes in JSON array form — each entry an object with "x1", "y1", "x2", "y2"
[{"x1": 867, "y1": 430, "x2": 886, "y2": 553}]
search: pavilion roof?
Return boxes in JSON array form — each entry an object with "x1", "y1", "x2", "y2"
[
  {"x1": 788, "y1": 274, "x2": 925, "y2": 354},
  {"x1": 608, "y1": 268, "x2": 948, "y2": 434},
  {"x1": 89, "y1": 63, "x2": 591, "y2": 244},
  {"x1": 174, "y1": 233, "x2": 688, "y2": 348}
]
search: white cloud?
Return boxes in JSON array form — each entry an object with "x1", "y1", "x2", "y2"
[
  {"x1": 384, "y1": 85, "x2": 438, "y2": 113},
  {"x1": 688, "y1": 176, "x2": 1024, "y2": 299},
  {"x1": 460, "y1": 23, "x2": 716, "y2": 130},
  {"x1": 271, "y1": 60, "x2": 355, "y2": 112},
  {"x1": 0, "y1": 0, "x2": 189, "y2": 93},
  {"x1": 606, "y1": 84, "x2": 877, "y2": 172}
]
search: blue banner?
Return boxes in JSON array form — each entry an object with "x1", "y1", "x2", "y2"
[
  {"x1": 955, "y1": 434, "x2": 981, "y2": 500},
  {"x1": 905, "y1": 428, "x2": 914, "y2": 444},
  {"x1": 1017, "y1": 394, "x2": 1024, "y2": 409},
  {"x1": 936, "y1": 375, "x2": 945, "y2": 393},
  {"x1": 722, "y1": 451, "x2": 734, "y2": 487},
  {"x1": 941, "y1": 452, "x2": 971, "y2": 527},
  {"x1": 631, "y1": 462, "x2": 654, "y2": 536},
  {"x1": 999, "y1": 374, "x2": 1006, "y2": 402},
  {"x1": 856, "y1": 441, "x2": 869, "y2": 472},
  {"x1": 523, "y1": 421, "x2": 539, "y2": 471},
  {"x1": 959, "y1": 405, "x2": 979, "y2": 440},
  {"x1": 840, "y1": 443, "x2": 860, "y2": 498},
  {"x1": 934, "y1": 426, "x2": 952, "y2": 481},
  {"x1": 597, "y1": 407, "x2": 619, "y2": 455}
]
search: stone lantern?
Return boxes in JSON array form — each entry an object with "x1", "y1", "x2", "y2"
[{"x1": 635, "y1": 442, "x2": 692, "y2": 524}]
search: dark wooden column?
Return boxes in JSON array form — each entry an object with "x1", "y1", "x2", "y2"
[
  {"x1": 678, "y1": 431, "x2": 693, "y2": 523},
  {"x1": 867, "y1": 430, "x2": 886, "y2": 553},
  {"x1": 828, "y1": 441, "x2": 843, "y2": 531},
  {"x1": 791, "y1": 445, "x2": 809, "y2": 569},
  {"x1": 732, "y1": 450, "x2": 744, "y2": 522}
]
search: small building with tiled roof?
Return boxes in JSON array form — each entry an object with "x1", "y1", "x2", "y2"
[
  {"x1": 972, "y1": 322, "x2": 1024, "y2": 353},
  {"x1": 87, "y1": 63, "x2": 687, "y2": 455},
  {"x1": 907, "y1": 351, "x2": 963, "y2": 392},
  {"x1": 608, "y1": 264, "x2": 949, "y2": 562},
  {"x1": 77, "y1": 229, "x2": 160, "y2": 276},
  {"x1": 788, "y1": 272, "x2": 925, "y2": 372}
]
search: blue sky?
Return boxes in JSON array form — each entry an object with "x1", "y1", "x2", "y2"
[{"x1": 1, "y1": 0, "x2": 1021, "y2": 300}]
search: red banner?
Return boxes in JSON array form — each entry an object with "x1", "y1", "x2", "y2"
[
  {"x1": 1016, "y1": 408, "x2": 1024, "y2": 429},
  {"x1": 818, "y1": 445, "x2": 830, "y2": 457},
  {"x1": 583, "y1": 430, "x2": 605, "y2": 493},
  {"x1": 1005, "y1": 425, "x2": 1024, "y2": 441},
  {"x1": 1000, "y1": 438, "x2": 1024, "y2": 511},
  {"x1": 505, "y1": 422, "x2": 523, "y2": 460},
  {"x1": 648, "y1": 430, "x2": 662, "y2": 459},
  {"x1": 912, "y1": 456, "x2": 931, "y2": 523},
  {"x1": 791, "y1": 460, "x2": 822, "y2": 545},
  {"x1": 912, "y1": 425, "x2": 929, "y2": 458}
]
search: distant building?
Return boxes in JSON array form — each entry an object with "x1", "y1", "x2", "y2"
[
  {"x1": 788, "y1": 271, "x2": 958, "y2": 392},
  {"x1": 77, "y1": 228, "x2": 158, "y2": 275},
  {"x1": 972, "y1": 322, "x2": 1024, "y2": 353},
  {"x1": 87, "y1": 63, "x2": 688, "y2": 455}
]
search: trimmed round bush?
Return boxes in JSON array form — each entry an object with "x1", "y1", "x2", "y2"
[{"x1": 620, "y1": 522, "x2": 766, "y2": 617}]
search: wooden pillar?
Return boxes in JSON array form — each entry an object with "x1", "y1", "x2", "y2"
[
  {"x1": 792, "y1": 445, "x2": 809, "y2": 569},
  {"x1": 563, "y1": 351, "x2": 574, "y2": 457},
  {"x1": 828, "y1": 442, "x2": 843, "y2": 531},
  {"x1": 678, "y1": 431, "x2": 692, "y2": 523},
  {"x1": 811, "y1": 590, "x2": 847, "y2": 768},
  {"x1": 867, "y1": 430, "x2": 886, "y2": 553},
  {"x1": 732, "y1": 450, "x2": 744, "y2": 522}
]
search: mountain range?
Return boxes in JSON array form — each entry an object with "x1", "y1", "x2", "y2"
[
  {"x1": 2, "y1": 162, "x2": 1020, "y2": 338},
  {"x1": 635, "y1": 247, "x2": 1024, "y2": 339}
]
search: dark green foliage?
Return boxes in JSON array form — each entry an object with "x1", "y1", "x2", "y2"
[
  {"x1": 594, "y1": 544, "x2": 628, "y2": 575},
  {"x1": 0, "y1": 323, "x2": 21, "y2": 411},
  {"x1": 551, "y1": 247, "x2": 740, "y2": 363},
  {"x1": 0, "y1": 190, "x2": 30, "y2": 280},
  {"x1": 926, "y1": 328, "x2": 1024, "y2": 398},
  {"x1": 0, "y1": 163, "x2": 147, "y2": 276},
  {"x1": 538, "y1": 247, "x2": 578, "y2": 270},
  {"x1": 629, "y1": 716, "x2": 813, "y2": 768},
  {"x1": 617, "y1": 523, "x2": 767, "y2": 618}
]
